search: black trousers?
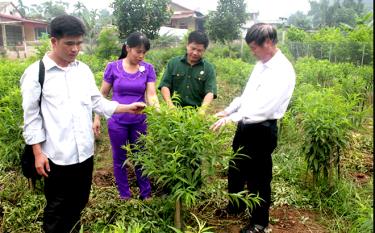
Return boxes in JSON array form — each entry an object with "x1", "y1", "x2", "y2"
[
  {"x1": 43, "y1": 157, "x2": 93, "y2": 233},
  {"x1": 228, "y1": 120, "x2": 277, "y2": 227}
]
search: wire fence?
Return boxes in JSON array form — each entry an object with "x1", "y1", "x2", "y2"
[{"x1": 284, "y1": 41, "x2": 373, "y2": 66}]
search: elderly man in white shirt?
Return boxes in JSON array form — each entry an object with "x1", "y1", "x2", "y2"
[
  {"x1": 211, "y1": 23, "x2": 295, "y2": 233},
  {"x1": 21, "y1": 15, "x2": 145, "y2": 233}
]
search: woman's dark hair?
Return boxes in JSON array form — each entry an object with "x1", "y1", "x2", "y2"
[
  {"x1": 49, "y1": 15, "x2": 86, "y2": 39},
  {"x1": 188, "y1": 31, "x2": 209, "y2": 49},
  {"x1": 245, "y1": 23, "x2": 278, "y2": 46},
  {"x1": 119, "y1": 32, "x2": 151, "y2": 59}
]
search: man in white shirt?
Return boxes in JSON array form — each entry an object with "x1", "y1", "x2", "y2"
[
  {"x1": 211, "y1": 23, "x2": 295, "y2": 233},
  {"x1": 21, "y1": 15, "x2": 145, "y2": 233}
]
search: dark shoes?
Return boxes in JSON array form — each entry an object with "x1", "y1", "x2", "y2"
[{"x1": 241, "y1": 224, "x2": 270, "y2": 233}]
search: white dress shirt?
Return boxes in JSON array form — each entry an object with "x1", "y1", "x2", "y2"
[
  {"x1": 224, "y1": 50, "x2": 295, "y2": 124},
  {"x1": 21, "y1": 55, "x2": 119, "y2": 165}
]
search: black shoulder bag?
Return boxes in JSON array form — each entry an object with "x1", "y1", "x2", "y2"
[{"x1": 21, "y1": 60, "x2": 45, "y2": 188}]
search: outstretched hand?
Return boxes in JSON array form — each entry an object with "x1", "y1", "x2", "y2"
[
  {"x1": 210, "y1": 117, "x2": 232, "y2": 131},
  {"x1": 127, "y1": 102, "x2": 147, "y2": 114}
]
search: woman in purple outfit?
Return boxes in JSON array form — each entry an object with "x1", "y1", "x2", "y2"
[{"x1": 93, "y1": 32, "x2": 159, "y2": 200}]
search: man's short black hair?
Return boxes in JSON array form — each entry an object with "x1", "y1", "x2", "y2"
[
  {"x1": 49, "y1": 15, "x2": 86, "y2": 39},
  {"x1": 188, "y1": 31, "x2": 209, "y2": 49},
  {"x1": 245, "y1": 23, "x2": 278, "y2": 46}
]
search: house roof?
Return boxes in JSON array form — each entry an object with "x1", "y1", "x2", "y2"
[
  {"x1": 170, "y1": 2, "x2": 193, "y2": 12},
  {"x1": 170, "y1": 1, "x2": 205, "y2": 17},
  {"x1": 0, "y1": 2, "x2": 24, "y2": 17},
  {"x1": 0, "y1": 13, "x2": 48, "y2": 25},
  {"x1": 0, "y1": 1, "x2": 47, "y2": 25}
]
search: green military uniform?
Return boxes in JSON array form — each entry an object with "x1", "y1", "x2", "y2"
[{"x1": 158, "y1": 55, "x2": 217, "y2": 107}]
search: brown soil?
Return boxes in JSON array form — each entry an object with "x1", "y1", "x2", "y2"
[
  {"x1": 269, "y1": 206, "x2": 327, "y2": 233},
  {"x1": 213, "y1": 206, "x2": 327, "y2": 233}
]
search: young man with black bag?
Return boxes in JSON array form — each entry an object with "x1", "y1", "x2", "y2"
[
  {"x1": 21, "y1": 60, "x2": 44, "y2": 188},
  {"x1": 20, "y1": 15, "x2": 146, "y2": 233}
]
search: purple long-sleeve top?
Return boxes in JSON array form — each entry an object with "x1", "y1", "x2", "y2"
[{"x1": 104, "y1": 59, "x2": 156, "y2": 124}]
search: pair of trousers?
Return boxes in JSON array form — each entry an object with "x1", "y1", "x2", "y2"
[
  {"x1": 228, "y1": 120, "x2": 277, "y2": 227},
  {"x1": 43, "y1": 157, "x2": 93, "y2": 233},
  {"x1": 107, "y1": 119, "x2": 151, "y2": 199}
]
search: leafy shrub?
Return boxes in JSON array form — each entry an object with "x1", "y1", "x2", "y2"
[
  {"x1": 295, "y1": 57, "x2": 345, "y2": 87},
  {"x1": 95, "y1": 26, "x2": 122, "y2": 60},
  {"x1": 212, "y1": 58, "x2": 253, "y2": 89},
  {"x1": 126, "y1": 105, "x2": 238, "y2": 228},
  {"x1": 0, "y1": 89, "x2": 24, "y2": 171},
  {"x1": 34, "y1": 33, "x2": 51, "y2": 60},
  {"x1": 295, "y1": 88, "x2": 353, "y2": 184},
  {"x1": 127, "y1": 106, "x2": 233, "y2": 205},
  {"x1": 145, "y1": 47, "x2": 185, "y2": 75}
]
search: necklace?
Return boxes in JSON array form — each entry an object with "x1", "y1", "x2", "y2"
[{"x1": 116, "y1": 60, "x2": 145, "y2": 81}]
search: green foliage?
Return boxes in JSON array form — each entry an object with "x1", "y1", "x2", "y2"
[
  {"x1": 35, "y1": 33, "x2": 51, "y2": 60},
  {"x1": 286, "y1": 26, "x2": 307, "y2": 42},
  {"x1": 95, "y1": 26, "x2": 122, "y2": 60},
  {"x1": 0, "y1": 89, "x2": 24, "y2": 170},
  {"x1": 212, "y1": 58, "x2": 253, "y2": 89},
  {"x1": 205, "y1": 0, "x2": 248, "y2": 43},
  {"x1": 72, "y1": 3, "x2": 114, "y2": 55},
  {"x1": 305, "y1": 178, "x2": 373, "y2": 233},
  {"x1": 145, "y1": 46, "x2": 185, "y2": 75},
  {"x1": 151, "y1": 33, "x2": 181, "y2": 49},
  {"x1": 209, "y1": 57, "x2": 253, "y2": 109},
  {"x1": 28, "y1": 0, "x2": 68, "y2": 20},
  {"x1": 294, "y1": 57, "x2": 373, "y2": 127},
  {"x1": 108, "y1": 221, "x2": 146, "y2": 233},
  {"x1": 308, "y1": 0, "x2": 365, "y2": 28},
  {"x1": 0, "y1": 58, "x2": 34, "y2": 171},
  {"x1": 296, "y1": 88, "x2": 353, "y2": 184},
  {"x1": 169, "y1": 213, "x2": 214, "y2": 233},
  {"x1": 287, "y1": 11, "x2": 312, "y2": 29},
  {"x1": 81, "y1": 186, "x2": 174, "y2": 232},
  {"x1": 295, "y1": 57, "x2": 344, "y2": 87},
  {"x1": 77, "y1": 53, "x2": 109, "y2": 74},
  {"x1": 0, "y1": 171, "x2": 45, "y2": 232},
  {"x1": 126, "y1": 106, "x2": 233, "y2": 207},
  {"x1": 113, "y1": 0, "x2": 172, "y2": 39},
  {"x1": 286, "y1": 18, "x2": 373, "y2": 65}
]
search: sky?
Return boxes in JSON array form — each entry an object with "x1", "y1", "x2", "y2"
[{"x1": 20, "y1": 0, "x2": 311, "y2": 21}]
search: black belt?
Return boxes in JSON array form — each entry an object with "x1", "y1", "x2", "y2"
[{"x1": 240, "y1": 119, "x2": 277, "y2": 127}]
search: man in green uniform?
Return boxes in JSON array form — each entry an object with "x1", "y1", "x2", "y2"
[{"x1": 158, "y1": 31, "x2": 217, "y2": 112}]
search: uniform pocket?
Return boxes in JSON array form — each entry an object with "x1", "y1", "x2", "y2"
[
  {"x1": 194, "y1": 70, "x2": 207, "y2": 82},
  {"x1": 171, "y1": 71, "x2": 185, "y2": 88}
]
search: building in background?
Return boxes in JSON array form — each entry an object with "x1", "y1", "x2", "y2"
[
  {"x1": 166, "y1": 2, "x2": 205, "y2": 31},
  {"x1": 0, "y1": 2, "x2": 47, "y2": 58}
]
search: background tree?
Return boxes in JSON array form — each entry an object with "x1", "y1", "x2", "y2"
[
  {"x1": 28, "y1": 0, "x2": 68, "y2": 20},
  {"x1": 96, "y1": 9, "x2": 114, "y2": 29},
  {"x1": 287, "y1": 11, "x2": 312, "y2": 29},
  {"x1": 286, "y1": 26, "x2": 308, "y2": 42},
  {"x1": 307, "y1": 0, "x2": 365, "y2": 28},
  {"x1": 95, "y1": 26, "x2": 121, "y2": 60},
  {"x1": 16, "y1": 0, "x2": 28, "y2": 17},
  {"x1": 72, "y1": 4, "x2": 100, "y2": 54},
  {"x1": 205, "y1": 0, "x2": 248, "y2": 43},
  {"x1": 112, "y1": 0, "x2": 172, "y2": 40},
  {"x1": 71, "y1": 2, "x2": 114, "y2": 54}
]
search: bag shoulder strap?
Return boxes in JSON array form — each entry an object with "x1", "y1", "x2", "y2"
[{"x1": 38, "y1": 60, "x2": 45, "y2": 105}]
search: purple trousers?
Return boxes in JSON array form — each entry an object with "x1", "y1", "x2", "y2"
[{"x1": 107, "y1": 119, "x2": 151, "y2": 199}]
